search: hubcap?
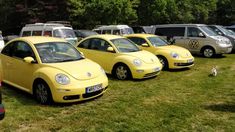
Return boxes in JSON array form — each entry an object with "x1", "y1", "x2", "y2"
[
  {"x1": 36, "y1": 83, "x2": 48, "y2": 103},
  {"x1": 204, "y1": 49, "x2": 213, "y2": 57},
  {"x1": 116, "y1": 66, "x2": 128, "y2": 80}
]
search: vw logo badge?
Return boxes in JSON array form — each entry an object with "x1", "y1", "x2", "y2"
[{"x1": 87, "y1": 72, "x2": 92, "y2": 77}]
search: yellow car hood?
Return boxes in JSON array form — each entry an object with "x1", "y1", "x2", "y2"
[
  {"x1": 123, "y1": 50, "x2": 158, "y2": 64},
  {"x1": 157, "y1": 45, "x2": 191, "y2": 57},
  {"x1": 45, "y1": 59, "x2": 102, "y2": 80}
]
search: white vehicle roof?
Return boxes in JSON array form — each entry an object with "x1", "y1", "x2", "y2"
[
  {"x1": 22, "y1": 23, "x2": 73, "y2": 31},
  {"x1": 94, "y1": 25, "x2": 131, "y2": 30},
  {"x1": 153, "y1": 24, "x2": 207, "y2": 27}
]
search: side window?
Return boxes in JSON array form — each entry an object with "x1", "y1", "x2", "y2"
[
  {"x1": 22, "y1": 31, "x2": 31, "y2": 37},
  {"x1": 102, "y1": 30, "x2": 111, "y2": 34},
  {"x1": 113, "y1": 30, "x2": 120, "y2": 35},
  {"x1": 12, "y1": 41, "x2": 35, "y2": 59},
  {"x1": 90, "y1": 39, "x2": 111, "y2": 52},
  {"x1": 32, "y1": 31, "x2": 42, "y2": 36},
  {"x1": 1, "y1": 43, "x2": 14, "y2": 56},
  {"x1": 128, "y1": 37, "x2": 147, "y2": 45},
  {"x1": 155, "y1": 27, "x2": 185, "y2": 37},
  {"x1": 187, "y1": 27, "x2": 203, "y2": 37},
  {"x1": 78, "y1": 39, "x2": 90, "y2": 49},
  {"x1": 43, "y1": 31, "x2": 52, "y2": 37}
]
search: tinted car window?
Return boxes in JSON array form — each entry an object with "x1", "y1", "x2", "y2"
[
  {"x1": 89, "y1": 39, "x2": 111, "y2": 51},
  {"x1": 13, "y1": 41, "x2": 35, "y2": 59},
  {"x1": 128, "y1": 37, "x2": 147, "y2": 45},
  {"x1": 155, "y1": 27, "x2": 185, "y2": 37},
  {"x1": 187, "y1": 27, "x2": 204, "y2": 37},
  {"x1": 77, "y1": 39, "x2": 90, "y2": 49},
  {"x1": 1, "y1": 43, "x2": 14, "y2": 56},
  {"x1": 22, "y1": 31, "x2": 31, "y2": 37}
]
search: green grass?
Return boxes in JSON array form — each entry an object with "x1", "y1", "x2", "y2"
[{"x1": 1, "y1": 54, "x2": 235, "y2": 131}]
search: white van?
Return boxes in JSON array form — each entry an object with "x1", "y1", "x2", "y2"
[
  {"x1": 20, "y1": 23, "x2": 77, "y2": 45},
  {"x1": 93, "y1": 25, "x2": 134, "y2": 35},
  {"x1": 0, "y1": 31, "x2": 4, "y2": 51},
  {"x1": 152, "y1": 24, "x2": 232, "y2": 57}
]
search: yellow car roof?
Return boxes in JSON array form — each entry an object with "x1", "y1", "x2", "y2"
[
  {"x1": 86, "y1": 34, "x2": 124, "y2": 40},
  {"x1": 125, "y1": 34, "x2": 156, "y2": 38},
  {"x1": 11, "y1": 36, "x2": 66, "y2": 44}
]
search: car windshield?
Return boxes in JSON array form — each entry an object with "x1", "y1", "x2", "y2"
[
  {"x1": 35, "y1": 42, "x2": 84, "y2": 63},
  {"x1": 121, "y1": 28, "x2": 134, "y2": 35},
  {"x1": 82, "y1": 30, "x2": 98, "y2": 37},
  {"x1": 227, "y1": 30, "x2": 235, "y2": 35},
  {"x1": 147, "y1": 36, "x2": 168, "y2": 47},
  {"x1": 54, "y1": 29, "x2": 76, "y2": 38},
  {"x1": 111, "y1": 38, "x2": 140, "y2": 53},
  {"x1": 217, "y1": 26, "x2": 234, "y2": 36},
  {"x1": 200, "y1": 26, "x2": 217, "y2": 36}
]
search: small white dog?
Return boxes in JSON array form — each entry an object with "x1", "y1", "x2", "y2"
[{"x1": 211, "y1": 66, "x2": 218, "y2": 76}]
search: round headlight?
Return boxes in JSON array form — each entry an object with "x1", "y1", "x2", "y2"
[
  {"x1": 55, "y1": 74, "x2": 70, "y2": 85},
  {"x1": 171, "y1": 52, "x2": 179, "y2": 58},
  {"x1": 133, "y1": 59, "x2": 142, "y2": 66}
]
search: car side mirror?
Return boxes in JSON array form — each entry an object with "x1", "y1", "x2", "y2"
[
  {"x1": 107, "y1": 47, "x2": 115, "y2": 52},
  {"x1": 23, "y1": 57, "x2": 36, "y2": 63},
  {"x1": 141, "y1": 43, "x2": 149, "y2": 47},
  {"x1": 199, "y1": 33, "x2": 205, "y2": 38}
]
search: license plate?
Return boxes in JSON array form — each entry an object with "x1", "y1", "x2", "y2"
[
  {"x1": 154, "y1": 67, "x2": 160, "y2": 72},
  {"x1": 187, "y1": 59, "x2": 193, "y2": 63},
  {"x1": 86, "y1": 84, "x2": 102, "y2": 93}
]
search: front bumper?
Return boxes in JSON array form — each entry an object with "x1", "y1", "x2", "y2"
[
  {"x1": 216, "y1": 45, "x2": 233, "y2": 54},
  {"x1": 51, "y1": 77, "x2": 108, "y2": 103},
  {"x1": 169, "y1": 57, "x2": 194, "y2": 69},
  {"x1": 131, "y1": 64, "x2": 162, "y2": 79}
]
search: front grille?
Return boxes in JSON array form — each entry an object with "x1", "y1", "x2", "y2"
[
  {"x1": 144, "y1": 71, "x2": 159, "y2": 78},
  {"x1": 63, "y1": 95, "x2": 80, "y2": 100},
  {"x1": 175, "y1": 62, "x2": 194, "y2": 66},
  {"x1": 82, "y1": 89, "x2": 104, "y2": 98}
]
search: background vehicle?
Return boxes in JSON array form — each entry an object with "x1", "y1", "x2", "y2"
[
  {"x1": 131, "y1": 26, "x2": 153, "y2": 34},
  {"x1": 93, "y1": 25, "x2": 134, "y2": 35},
  {"x1": 208, "y1": 25, "x2": 235, "y2": 52},
  {"x1": 0, "y1": 81, "x2": 5, "y2": 120},
  {"x1": 225, "y1": 25, "x2": 235, "y2": 32},
  {"x1": 0, "y1": 36, "x2": 108, "y2": 104},
  {"x1": 77, "y1": 35, "x2": 162, "y2": 80},
  {"x1": 153, "y1": 24, "x2": 232, "y2": 57},
  {"x1": 0, "y1": 31, "x2": 4, "y2": 51},
  {"x1": 126, "y1": 34, "x2": 194, "y2": 70},
  {"x1": 20, "y1": 23, "x2": 77, "y2": 45},
  {"x1": 74, "y1": 30, "x2": 98, "y2": 41}
]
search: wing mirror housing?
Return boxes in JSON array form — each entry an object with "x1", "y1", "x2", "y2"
[{"x1": 23, "y1": 57, "x2": 36, "y2": 63}]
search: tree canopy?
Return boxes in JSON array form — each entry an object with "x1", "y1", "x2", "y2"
[{"x1": 0, "y1": 0, "x2": 234, "y2": 35}]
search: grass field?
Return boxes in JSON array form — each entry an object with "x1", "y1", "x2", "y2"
[{"x1": 0, "y1": 54, "x2": 235, "y2": 131}]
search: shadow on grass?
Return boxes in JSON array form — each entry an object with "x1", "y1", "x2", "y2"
[
  {"x1": 1, "y1": 82, "x2": 105, "y2": 107},
  {"x1": 166, "y1": 67, "x2": 191, "y2": 72},
  {"x1": 193, "y1": 54, "x2": 226, "y2": 59},
  {"x1": 203, "y1": 103, "x2": 235, "y2": 113}
]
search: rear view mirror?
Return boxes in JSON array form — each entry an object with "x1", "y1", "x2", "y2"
[
  {"x1": 107, "y1": 47, "x2": 115, "y2": 52},
  {"x1": 141, "y1": 43, "x2": 149, "y2": 47},
  {"x1": 23, "y1": 57, "x2": 36, "y2": 63}
]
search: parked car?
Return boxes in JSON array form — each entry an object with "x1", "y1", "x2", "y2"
[
  {"x1": 74, "y1": 30, "x2": 98, "y2": 41},
  {"x1": 153, "y1": 24, "x2": 232, "y2": 57},
  {"x1": 3, "y1": 35, "x2": 19, "y2": 43},
  {"x1": 20, "y1": 23, "x2": 77, "y2": 45},
  {"x1": 93, "y1": 25, "x2": 134, "y2": 35},
  {"x1": 0, "y1": 81, "x2": 5, "y2": 120},
  {"x1": 76, "y1": 35, "x2": 162, "y2": 80},
  {"x1": 126, "y1": 34, "x2": 194, "y2": 70},
  {"x1": 225, "y1": 25, "x2": 235, "y2": 32},
  {"x1": 0, "y1": 36, "x2": 108, "y2": 104},
  {"x1": 0, "y1": 31, "x2": 4, "y2": 52},
  {"x1": 131, "y1": 26, "x2": 153, "y2": 34},
  {"x1": 208, "y1": 25, "x2": 235, "y2": 52}
]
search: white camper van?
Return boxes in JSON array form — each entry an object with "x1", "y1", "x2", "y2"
[
  {"x1": 93, "y1": 25, "x2": 134, "y2": 35},
  {"x1": 20, "y1": 23, "x2": 77, "y2": 45}
]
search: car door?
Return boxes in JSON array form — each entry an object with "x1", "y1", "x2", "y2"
[
  {"x1": 78, "y1": 38, "x2": 117, "y2": 73},
  {"x1": 185, "y1": 27, "x2": 205, "y2": 53},
  {"x1": 9, "y1": 41, "x2": 38, "y2": 92}
]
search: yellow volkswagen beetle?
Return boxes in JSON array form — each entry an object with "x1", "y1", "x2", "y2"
[
  {"x1": 0, "y1": 36, "x2": 108, "y2": 104},
  {"x1": 76, "y1": 35, "x2": 162, "y2": 80},
  {"x1": 126, "y1": 34, "x2": 194, "y2": 70}
]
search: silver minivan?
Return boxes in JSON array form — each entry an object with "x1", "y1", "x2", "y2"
[{"x1": 153, "y1": 24, "x2": 232, "y2": 57}]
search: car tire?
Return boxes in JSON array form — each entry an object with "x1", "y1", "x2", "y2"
[
  {"x1": 158, "y1": 56, "x2": 168, "y2": 70},
  {"x1": 202, "y1": 47, "x2": 215, "y2": 58},
  {"x1": 114, "y1": 64, "x2": 132, "y2": 80},
  {"x1": 34, "y1": 81, "x2": 52, "y2": 105}
]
